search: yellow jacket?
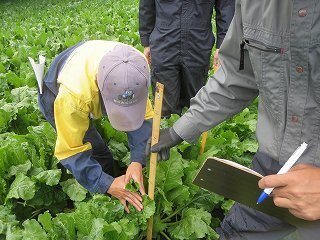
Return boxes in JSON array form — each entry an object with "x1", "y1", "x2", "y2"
[{"x1": 54, "y1": 40, "x2": 153, "y2": 161}]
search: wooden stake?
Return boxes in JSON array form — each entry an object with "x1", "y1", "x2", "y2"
[
  {"x1": 200, "y1": 131, "x2": 208, "y2": 155},
  {"x1": 147, "y1": 82, "x2": 164, "y2": 240}
]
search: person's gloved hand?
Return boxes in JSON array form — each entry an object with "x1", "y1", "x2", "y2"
[{"x1": 146, "y1": 127, "x2": 183, "y2": 161}]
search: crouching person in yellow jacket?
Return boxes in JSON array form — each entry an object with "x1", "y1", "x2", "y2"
[{"x1": 38, "y1": 40, "x2": 153, "y2": 212}]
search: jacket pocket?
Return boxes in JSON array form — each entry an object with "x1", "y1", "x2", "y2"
[{"x1": 244, "y1": 38, "x2": 287, "y2": 124}]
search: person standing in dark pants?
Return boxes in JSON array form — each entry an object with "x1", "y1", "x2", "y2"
[{"x1": 139, "y1": 0, "x2": 235, "y2": 117}]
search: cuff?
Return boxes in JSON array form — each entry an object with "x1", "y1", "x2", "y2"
[
  {"x1": 130, "y1": 160, "x2": 145, "y2": 167},
  {"x1": 95, "y1": 172, "x2": 115, "y2": 193},
  {"x1": 173, "y1": 115, "x2": 202, "y2": 143},
  {"x1": 140, "y1": 35, "x2": 150, "y2": 47},
  {"x1": 60, "y1": 150, "x2": 115, "y2": 194},
  {"x1": 131, "y1": 157, "x2": 146, "y2": 166}
]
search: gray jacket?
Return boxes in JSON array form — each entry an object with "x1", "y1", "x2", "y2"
[{"x1": 173, "y1": 0, "x2": 320, "y2": 165}]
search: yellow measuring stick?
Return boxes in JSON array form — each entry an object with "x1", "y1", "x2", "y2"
[
  {"x1": 200, "y1": 131, "x2": 208, "y2": 155},
  {"x1": 147, "y1": 82, "x2": 164, "y2": 240}
]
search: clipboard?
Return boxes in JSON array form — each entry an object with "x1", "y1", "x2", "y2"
[{"x1": 193, "y1": 157, "x2": 317, "y2": 226}]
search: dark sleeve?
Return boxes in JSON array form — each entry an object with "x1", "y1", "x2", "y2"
[
  {"x1": 126, "y1": 119, "x2": 152, "y2": 166},
  {"x1": 139, "y1": 0, "x2": 156, "y2": 47},
  {"x1": 60, "y1": 150, "x2": 114, "y2": 194},
  {"x1": 215, "y1": 0, "x2": 235, "y2": 48},
  {"x1": 60, "y1": 121, "x2": 115, "y2": 194}
]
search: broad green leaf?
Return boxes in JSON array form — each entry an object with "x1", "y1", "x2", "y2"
[
  {"x1": 27, "y1": 123, "x2": 56, "y2": 150},
  {"x1": 33, "y1": 169, "x2": 61, "y2": 186},
  {"x1": 86, "y1": 218, "x2": 107, "y2": 240},
  {"x1": 52, "y1": 213, "x2": 76, "y2": 240},
  {"x1": 73, "y1": 202, "x2": 94, "y2": 236},
  {"x1": 183, "y1": 160, "x2": 201, "y2": 185},
  {"x1": 155, "y1": 188, "x2": 173, "y2": 215},
  {"x1": 0, "y1": 177, "x2": 7, "y2": 203},
  {"x1": 0, "y1": 205, "x2": 18, "y2": 235},
  {"x1": 166, "y1": 185, "x2": 190, "y2": 206},
  {"x1": 188, "y1": 188, "x2": 224, "y2": 213},
  {"x1": 5, "y1": 225, "x2": 23, "y2": 240},
  {"x1": 89, "y1": 195, "x2": 124, "y2": 223},
  {"x1": 221, "y1": 199, "x2": 235, "y2": 214},
  {"x1": 0, "y1": 135, "x2": 29, "y2": 175},
  {"x1": 108, "y1": 139, "x2": 128, "y2": 162},
  {"x1": 21, "y1": 219, "x2": 48, "y2": 240},
  {"x1": 156, "y1": 149, "x2": 184, "y2": 193},
  {"x1": 141, "y1": 195, "x2": 156, "y2": 219},
  {"x1": 152, "y1": 214, "x2": 167, "y2": 237},
  {"x1": 0, "y1": 109, "x2": 11, "y2": 133},
  {"x1": 60, "y1": 179, "x2": 87, "y2": 202},
  {"x1": 126, "y1": 195, "x2": 155, "y2": 231},
  {"x1": 0, "y1": 63, "x2": 5, "y2": 73},
  {"x1": 103, "y1": 219, "x2": 139, "y2": 240},
  {"x1": 7, "y1": 161, "x2": 32, "y2": 178},
  {"x1": 240, "y1": 138, "x2": 258, "y2": 153},
  {"x1": 38, "y1": 211, "x2": 53, "y2": 233},
  {"x1": 181, "y1": 145, "x2": 200, "y2": 161},
  {"x1": 169, "y1": 208, "x2": 216, "y2": 240},
  {"x1": 27, "y1": 184, "x2": 67, "y2": 207},
  {"x1": 6, "y1": 174, "x2": 35, "y2": 201},
  {"x1": 102, "y1": 221, "x2": 122, "y2": 239}
]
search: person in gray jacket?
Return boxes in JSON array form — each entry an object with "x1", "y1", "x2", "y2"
[
  {"x1": 149, "y1": 0, "x2": 320, "y2": 239},
  {"x1": 139, "y1": 0, "x2": 235, "y2": 117}
]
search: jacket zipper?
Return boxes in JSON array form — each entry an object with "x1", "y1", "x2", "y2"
[
  {"x1": 239, "y1": 39, "x2": 285, "y2": 70},
  {"x1": 245, "y1": 39, "x2": 284, "y2": 53},
  {"x1": 239, "y1": 41, "x2": 246, "y2": 70}
]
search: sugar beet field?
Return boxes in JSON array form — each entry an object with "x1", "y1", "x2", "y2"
[{"x1": 0, "y1": 0, "x2": 258, "y2": 239}]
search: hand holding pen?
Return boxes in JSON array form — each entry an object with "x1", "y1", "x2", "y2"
[
  {"x1": 257, "y1": 142, "x2": 308, "y2": 204},
  {"x1": 258, "y1": 143, "x2": 320, "y2": 221}
]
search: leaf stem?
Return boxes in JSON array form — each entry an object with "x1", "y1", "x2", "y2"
[
  {"x1": 160, "y1": 231, "x2": 172, "y2": 240},
  {"x1": 165, "y1": 221, "x2": 181, "y2": 226},
  {"x1": 30, "y1": 208, "x2": 45, "y2": 219},
  {"x1": 161, "y1": 193, "x2": 211, "y2": 222}
]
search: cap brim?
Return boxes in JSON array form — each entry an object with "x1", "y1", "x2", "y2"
[{"x1": 104, "y1": 93, "x2": 148, "y2": 132}]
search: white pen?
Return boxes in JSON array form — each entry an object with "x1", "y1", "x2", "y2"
[{"x1": 257, "y1": 142, "x2": 308, "y2": 204}]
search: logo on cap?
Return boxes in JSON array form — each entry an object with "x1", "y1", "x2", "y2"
[{"x1": 114, "y1": 89, "x2": 137, "y2": 105}]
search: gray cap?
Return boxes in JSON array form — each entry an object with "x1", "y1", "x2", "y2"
[{"x1": 97, "y1": 44, "x2": 149, "y2": 131}]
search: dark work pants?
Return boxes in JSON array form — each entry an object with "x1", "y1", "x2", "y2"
[
  {"x1": 151, "y1": 63, "x2": 208, "y2": 117},
  {"x1": 216, "y1": 152, "x2": 320, "y2": 240},
  {"x1": 37, "y1": 42, "x2": 114, "y2": 175}
]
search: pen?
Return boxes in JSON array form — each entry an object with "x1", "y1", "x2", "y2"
[{"x1": 257, "y1": 142, "x2": 308, "y2": 204}]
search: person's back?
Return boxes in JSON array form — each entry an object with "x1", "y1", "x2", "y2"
[{"x1": 57, "y1": 40, "x2": 119, "y2": 105}]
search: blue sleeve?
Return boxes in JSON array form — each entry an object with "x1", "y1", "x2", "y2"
[
  {"x1": 127, "y1": 119, "x2": 152, "y2": 166},
  {"x1": 60, "y1": 150, "x2": 114, "y2": 193}
]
